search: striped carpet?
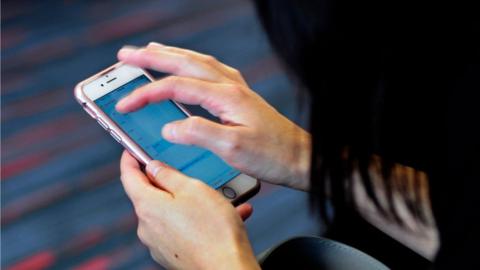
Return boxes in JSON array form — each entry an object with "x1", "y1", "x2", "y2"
[{"x1": 1, "y1": 1, "x2": 320, "y2": 269}]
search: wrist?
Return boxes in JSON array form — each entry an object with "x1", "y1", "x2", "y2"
[
  {"x1": 197, "y1": 231, "x2": 260, "y2": 270},
  {"x1": 223, "y1": 235, "x2": 260, "y2": 270},
  {"x1": 227, "y1": 248, "x2": 261, "y2": 270},
  {"x1": 286, "y1": 128, "x2": 312, "y2": 191}
]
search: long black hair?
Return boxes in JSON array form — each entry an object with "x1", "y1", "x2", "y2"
[{"x1": 252, "y1": 0, "x2": 435, "y2": 225}]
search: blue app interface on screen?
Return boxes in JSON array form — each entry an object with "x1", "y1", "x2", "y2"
[{"x1": 95, "y1": 75, "x2": 240, "y2": 189}]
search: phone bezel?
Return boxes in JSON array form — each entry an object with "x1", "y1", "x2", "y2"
[{"x1": 74, "y1": 62, "x2": 259, "y2": 204}]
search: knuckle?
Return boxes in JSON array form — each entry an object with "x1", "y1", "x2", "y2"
[
  {"x1": 161, "y1": 76, "x2": 180, "y2": 93},
  {"x1": 163, "y1": 75, "x2": 179, "y2": 86},
  {"x1": 136, "y1": 226, "x2": 148, "y2": 244},
  {"x1": 221, "y1": 132, "x2": 242, "y2": 160},
  {"x1": 226, "y1": 84, "x2": 243, "y2": 93},
  {"x1": 183, "y1": 116, "x2": 202, "y2": 139},
  {"x1": 188, "y1": 115, "x2": 203, "y2": 125},
  {"x1": 146, "y1": 42, "x2": 159, "y2": 49},
  {"x1": 228, "y1": 84, "x2": 248, "y2": 97},
  {"x1": 156, "y1": 165, "x2": 172, "y2": 178},
  {"x1": 149, "y1": 251, "x2": 161, "y2": 264},
  {"x1": 155, "y1": 167, "x2": 178, "y2": 186},
  {"x1": 143, "y1": 46, "x2": 163, "y2": 56},
  {"x1": 229, "y1": 67, "x2": 242, "y2": 77},
  {"x1": 190, "y1": 178, "x2": 204, "y2": 188},
  {"x1": 134, "y1": 200, "x2": 150, "y2": 219},
  {"x1": 137, "y1": 48, "x2": 148, "y2": 57},
  {"x1": 226, "y1": 84, "x2": 249, "y2": 103},
  {"x1": 203, "y1": 54, "x2": 218, "y2": 64},
  {"x1": 120, "y1": 173, "x2": 127, "y2": 184}
]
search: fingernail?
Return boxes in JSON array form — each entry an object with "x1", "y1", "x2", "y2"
[
  {"x1": 123, "y1": 45, "x2": 139, "y2": 50},
  {"x1": 147, "y1": 160, "x2": 163, "y2": 178},
  {"x1": 148, "y1": 42, "x2": 164, "y2": 47},
  {"x1": 118, "y1": 46, "x2": 137, "y2": 58},
  {"x1": 162, "y1": 123, "x2": 176, "y2": 140}
]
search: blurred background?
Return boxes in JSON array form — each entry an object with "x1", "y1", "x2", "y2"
[{"x1": 1, "y1": 0, "x2": 320, "y2": 269}]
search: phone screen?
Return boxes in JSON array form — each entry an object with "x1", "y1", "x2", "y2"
[{"x1": 94, "y1": 75, "x2": 240, "y2": 189}]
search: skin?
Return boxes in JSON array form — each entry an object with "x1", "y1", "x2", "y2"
[
  {"x1": 120, "y1": 152, "x2": 259, "y2": 269},
  {"x1": 116, "y1": 42, "x2": 311, "y2": 269}
]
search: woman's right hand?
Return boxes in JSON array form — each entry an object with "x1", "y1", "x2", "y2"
[{"x1": 116, "y1": 43, "x2": 311, "y2": 191}]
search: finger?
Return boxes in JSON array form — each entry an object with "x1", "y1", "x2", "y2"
[
  {"x1": 147, "y1": 42, "x2": 215, "y2": 63},
  {"x1": 162, "y1": 116, "x2": 239, "y2": 156},
  {"x1": 236, "y1": 203, "x2": 253, "y2": 221},
  {"x1": 120, "y1": 151, "x2": 159, "y2": 202},
  {"x1": 116, "y1": 76, "x2": 238, "y2": 117},
  {"x1": 146, "y1": 160, "x2": 190, "y2": 194},
  {"x1": 146, "y1": 42, "x2": 243, "y2": 82},
  {"x1": 118, "y1": 46, "x2": 227, "y2": 82}
]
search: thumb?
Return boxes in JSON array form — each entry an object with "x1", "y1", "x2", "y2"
[
  {"x1": 162, "y1": 116, "x2": 235, "y2": 154},
  {"x1": 146, "y1": 160, "x2": 189, "y2": 193},
  {"x1": 236, "y1": 203, "x2": 253, "y2": 221}
]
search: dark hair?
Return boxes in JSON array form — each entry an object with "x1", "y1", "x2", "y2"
[{"x1": 252, "y1": 0, "x2": 429, "y2": 225}]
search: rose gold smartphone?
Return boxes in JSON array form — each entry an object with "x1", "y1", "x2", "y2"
[{"x1": 74, "y1": 63, "x2": 260, "y2": 205}]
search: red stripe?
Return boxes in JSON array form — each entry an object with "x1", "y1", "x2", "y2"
[
  {"x1": 1, "y1": 27, "x2": 27, "y2": 50},
  {"x1": 3, "y1": 36, "x2": 74, "y2": 71},
  {"x1": 87, "y1": 9, "x2": 167, "y2": 45},
  {"x1": 1, "y1": 152, "x2": 49, "y2": 180},
  {"x1": 2, "y1": 113, "x2": 84, "y2": 148},
  {"x1": 63, "y1": 229, "x2": 106, "y2": 255},
  {"x1": 1, "y1": 88, "x2": 68, "y2": 121},
  {"x1": 2, "y1": 129, "x2": 100, "y2": 180},
  {"x1": 1, "y1": 162, "x2": 118, "y2": 225},
  {"x1": 7, "y1": 251, "x2": 56, "y2": 270},
  {"x1": 1, "y1": 183, "x2": 69, "y2": 225},
  {"x1": 158, "y1": 2, "x2": 249, "y2": 40},
  {"x1": 72, "y1": 256, "x2": 111, "y2": 270},
  {"x1": 0, "y1": 73, "x2": 31, "y2": 94}
]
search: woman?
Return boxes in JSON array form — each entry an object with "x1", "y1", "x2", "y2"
[{"x1": 116, "y1": 1, "x2": 479, "y2": 269}]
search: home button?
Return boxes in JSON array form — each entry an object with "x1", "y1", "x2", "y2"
[{"x1": 222, "y1": 187, "x2": 237, "y2": 199}]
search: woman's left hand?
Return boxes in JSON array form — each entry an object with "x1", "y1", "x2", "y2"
[{"x1": 119, "y1": 150, "x2": 260, "y2": 270}]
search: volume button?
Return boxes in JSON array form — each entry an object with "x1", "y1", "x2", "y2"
[
  {"x1": 109, "y1": 130, "x2": 122, "y2": 143},
  {"x1": 97, "y1": 118, "x2": 109, "y2": 130},
  {"x1": 84, "y1": 105, "x2": 96, "y2": 118}
]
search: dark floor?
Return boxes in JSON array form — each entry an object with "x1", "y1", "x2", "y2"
[{"x1": 1, "y1": 1, "x2": 321, "y2": 269}]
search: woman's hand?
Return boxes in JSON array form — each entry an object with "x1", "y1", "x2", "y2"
[
  {"x1": 120, "y1": 151, "x2": 260, "y2": 270},
  {"x1": 116, "y1": 43, "x2": 311, "y2": 190}
]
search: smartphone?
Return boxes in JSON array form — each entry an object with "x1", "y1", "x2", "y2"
[{"x1": 74, "y1": 63, "x2": 260, "y2": 205}]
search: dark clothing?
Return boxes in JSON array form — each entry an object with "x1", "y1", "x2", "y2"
[
  {"x1": 434, "y1": 61, "x2": 480, "y2": 268},
  {"x1": 259, "y1": 236, "x2": 389, "y2": 270}
]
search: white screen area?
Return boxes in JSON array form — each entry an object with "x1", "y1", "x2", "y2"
[{"x1": 95, "y1": 75, "x2": 239, "y2": 188}]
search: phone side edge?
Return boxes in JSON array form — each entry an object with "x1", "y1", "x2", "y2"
[
  {"x1": 231, "y1": 177, "x2": 261, "y2": 206},
  {"x1": 73, "y1": 64, "x2": 153, "y2": 166}
]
